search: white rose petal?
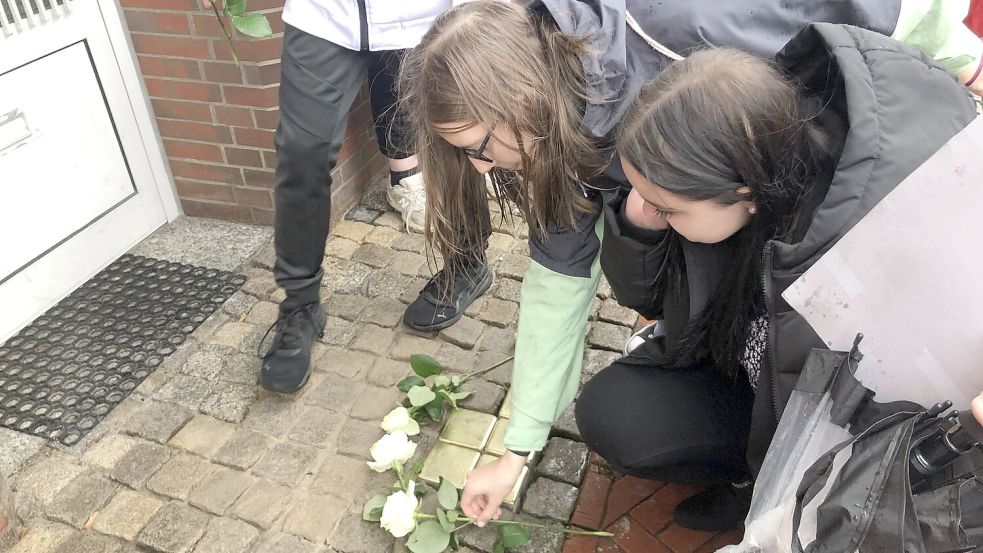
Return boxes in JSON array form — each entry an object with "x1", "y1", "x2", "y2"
[
  {"x1": 366, "y1": 431, "x2": 418, "y2": 472},
  {"x1": 380, "y1": 481, "x2": 419, "y2": 537},
  {"x1": 381, "y1": 406, "x2": 420, "y2": 436}
]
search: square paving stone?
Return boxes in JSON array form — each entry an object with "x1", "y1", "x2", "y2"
[
  {"x1": 222, "y1": 291, "x2": 259, "y2": 319},
  {"x1": 194, "y1": 517, "x2": 259, "y2": 553},
  {"x1": 493, "y1": 278, "x2": 522, "y2": 303},
  {"x1": 200, "y1": 382, "x2": 257, "y2": 423},
  {"x1": 324, "y1": 236, "x2": 359, "y2": 259},
  {"x1": 349, "y1": 386, "x2": 402, "y2": 421},
  {"x1": 349, "y1": 323, "x2": 397, "y2": 355},
  {"x1": 282, "y1": 493, "x2": 350, "y2": 545},
  {"x1": 387, "y1": 334, "x2": 442, "y2": 361},
  {"x1": 242, "y1": 395, "x2": 305, "y2": 435},
  {"x1": 321, "y1": 316, "x2": 357, "y2": 347},
  {"x1": 366, "y1": 357, "x2": 412, "y2": 388},
  {"x1": 188, "y1": 468, "x2": 254, "y2": 515},
  {"x1": 91, "y1": 490, "x2": 165, "y2": 540},
  {"x1": 458, "y1": 379, "x2": 506, "y2": 415},
  {"x1": 420, "y1": 441, "x2": 479, "y2": 489},
  {"x1": 47, "y1": 473, "x2": 116, "y2": 528},
  {"x1": 335, "y1": 419, "x2": 383, "y2": 460},
  {"x1": 311, "y1": 454, "x2": 372, "y2": 499},
  {"x1": 513, "y1": 514, "x2": 565, "y2": 553},
  {"x1": 287, "y1": 407, "x2": 345, "y2": 445},
  {"x1": 8, "y1": 520, "x2": 75, "y2": 552},
  {"x1": 440, "y1": 409, "x2": 496, "y2": 450},
  {"x1": 82, "y1": 434, "x2": 140, "y2": 471},
  {"x1": 326, "y1": 294, "x2": 369, "y2": 322},
  {"x1": 136, "y1": 502, "x2": 211, "y2": 553},
  {"x1": 146, "y1": 454, "x2": 215, "y2": 501},
  {"x1": 480, "y1": 298, "x2": 518, "y2": 328},
  {"x1": 14, "y1": 451, "x2": 87, "y2": 505},
  {"x1": 312, "y1": 347, "x2": 374, "y2": 378},
  {"x1": 152, "y1": 375, "x2": 212, "y2": 412},
  {"x1": 231, "y1": 479, "x2": 293, "y2": 529},
  {"x1": 252, "y1": 443, "x2": 319, "y2": 487},
  {"x1": 304, "y1": 373, "x2": 365, "y2": 414},
  {"x1": 110, "y1": 442, "x2": 172, "y2": 487},
  {"x1": 537, "y1": 438, "x2": 589, "y2": 486},
  {"x1": 169, "y1": 416, "x2": 236, "y2": 458},
  {"x1": 123, "y1": 401, "x2": 194, "y2": 444},
  {"x1": 598, "y1": 299, "x2": 637, "y2": 327},
  {"x1": 391, "y1": 232, "x2": 425, "y2": 253},
  {"x1": 586, "y1": 322, "x2": 631, "y2": 353},
  {"x1": 54, "y1": 532, "x2": 123, "y2": 553},
  {"x1": 252, "y1": 533, "x2": 321, "y2": 553},
  {"x1": 360, "y1": 296, "x2": 404, "y2": 327},
  {"x1": 329, "y1": 511, "x2": 395, "y2": 553},
  {"x1": 213, "y1": 429, "x2": 270, "y2": 470},
  {"x1": 477, "y1": 327, "x2": 515, "y2": 354},
  {"x1": 475, "y1": 352, "x2": 514, "y2": 386},
  {"x1": 390, "y1": 250, "x2": 426, "y2": 276},
  {"x1": 366, "y1": 270, "x2": 406, "y2": 299},
  {"x1": 551, "y1": 402, "x2": 581, "y2": 441},
  {"x1": 440, "y1": 316, "x2": 485, "y2": 349},
  {"x1": 520, "y1": 478, "x2": 579, "y2": 523}
]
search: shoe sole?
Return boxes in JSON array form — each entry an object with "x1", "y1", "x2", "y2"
[
  {"x1": 385, "y1": 187, "x2": 425, "y2": 234},
  {"x1": 402, "y1": 269, "x2": 493, "y2": 332}
]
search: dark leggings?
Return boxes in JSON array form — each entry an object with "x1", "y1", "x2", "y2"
[{"x1": 576, "y1": 361, "x2": 754, "y2": 485}]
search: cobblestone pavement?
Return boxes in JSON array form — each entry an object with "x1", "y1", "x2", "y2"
[{"x1": 1, "y1": 189, "x2": 738, "y2": 553}]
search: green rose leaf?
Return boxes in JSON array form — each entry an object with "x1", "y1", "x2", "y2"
[
  {"x1": 434, "y1": 375, "x2": 452, "y2": 389},
  {"x1": 498, "y1": 524, "x2": 531, "y2": 548},
  {"x1": 398, "y1": 375, "x2": 427, "y2": 393},
  {"x1": 492, "y1": 539, "x2": 506, "y2": 553},
  {"x1": 408, "y1": 385, "x2": 437, "y2": 407},
  {"x1": 406, "y1": 521, "x2": 451, "y2": 553},
  {"x1": 449, "y1": 391, "x2": 472, "y2": 401},
  {"x1": 406, "y1": 458, "x2": 425, "y2": 482},
  {"x1": 437, "y1": 477, "x2": 459, "y2": 510},
  {"x1": 449, "y1": 532, "x2": 461, "y2": 550},
  {"x1": 426, "y1": 399, "x2": 444, "y2": 421},
  {"x1": 451, "y1": 375, "x2": 462, "y2": 387},
  {"x1": 231, "y1": 13, "x2": 272, "y2": 37},
  {"x1": 410, "y1": 354, "x2": 443, "y2": 378},
  {"x1": 361, "y1": 493, "x2": 387, "y2": 522},
  {"x1": 446, "y1": 510, "x2": 460, "y2": 522},
  {"x1": 437, "y1": 390, "x2": 458, "y2": 410},
  {"x1": 436, "y1": 509, "x2": 454, "y2": 533},
  {"x1": 223, "y1": 0, "x2": 246, "y2": 16}
]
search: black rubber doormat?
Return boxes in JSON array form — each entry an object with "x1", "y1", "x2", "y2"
[{"x1": 0, "y1": 254, "x2": 245, "y2": 446}]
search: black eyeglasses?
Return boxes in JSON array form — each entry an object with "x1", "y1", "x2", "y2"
[{"x1": 460, "y1": 130, "x2": 494, "y2": 163}]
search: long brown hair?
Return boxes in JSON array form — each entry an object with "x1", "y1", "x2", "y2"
[
  {"x1": 618, "y1": 49, "x2": 832, "y2": 375},
  {"x1": 399, "y1": 1, "x2": 609, "y2": 264}
]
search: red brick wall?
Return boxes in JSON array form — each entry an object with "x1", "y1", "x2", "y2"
[{"x1": 122, "y1": 0, "x2": 387, "y2": 226}]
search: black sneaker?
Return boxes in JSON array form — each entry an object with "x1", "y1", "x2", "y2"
[
  {"x1": 673, "y1": 481, "x2": 752, "y2": 532},
  {"x1": 259, "y1": 302, "x2": 326, "y2": 393},
  {"x1": 403, "y1": 263, "x2": 493, "y2": 332}
]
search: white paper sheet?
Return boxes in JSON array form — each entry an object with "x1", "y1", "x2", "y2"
[{"x1": 783, "y1": 117, "x2": 983, "y2": 410}]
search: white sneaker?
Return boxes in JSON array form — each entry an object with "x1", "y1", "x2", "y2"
[
  {"x1": 623, "y1": 319, "x2": 665, "y2": 356},
  {"x1": 387, "y1": 172, "x2": 426, "y2": 233}
]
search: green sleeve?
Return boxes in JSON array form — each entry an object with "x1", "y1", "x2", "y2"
[
  {"x1": 892, "y1": 0, "x2": 983, "y2": 73},
  {"x1": 503, "y1": 213, "x2": 604, "y2": 453}
]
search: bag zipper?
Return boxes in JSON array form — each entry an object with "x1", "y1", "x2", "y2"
[{"x1": 760, "y1": 240, "x2": 782, "y2": 422}]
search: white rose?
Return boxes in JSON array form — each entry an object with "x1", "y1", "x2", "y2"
[
  {"x1": 381, "y1": 406, "x2": 420, "y2": 436},
  {"x1": 367, "y1": 431, "x2": 417, "y2": 472},
  {"x1": 380, "y1": 481, "x2": 419, "y2": 537}
]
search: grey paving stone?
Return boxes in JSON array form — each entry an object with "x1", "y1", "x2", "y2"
[
  {"x1": 188, "y1": 468, "x2": 254, "y2": 515},
  {"x1": 463, "y1": 294, "x2": 487, "y2": 318},
  {"x1": 366, "y1": 270, "x2": 405, "y2": 299},
  {"x1": 46, "y1": 473, "x2": 116, "y2": 528},
  {"x1": 477, "y1": 327, "x2": 516, "y2": 354},
  {"x1": 335, "y1": 419, "x2": 383, "y2": 460},
  {"x1": 520, "y1": 478, "x2": 578, "y2": 523},
  {"x1": 439, "y1": 316, "x2": 485, "y2": 349},
  {"x1": 242, "y1": 396, "x2": 304, "y2": 436},
  {"x1": 598, "y1": 299, "x2": 637, "y2": 327},
  {"x1": 458, "y1": 511, "x2": 515, "y2": 552},
  {"x1": 360, "y1": 297, "x2": 405, "y2": 327},
  {"x1": 91, "y1": 489, "x2": 165, "y2": 541},
  {"x1": 320, "y1": 316, "x2": 357, "y2": 347},
  {"x1": 349, "y1": 324, "x2": 397, "y2": 355},
  {"x1": 473, "y1": 352, "x2": 514, "y2": 386},
  {"x1": 194, "y1": 516, "x2": 259, "y2": 553},
  {"x1": 324, "y1": 236, "x2": 359, "y2": 259},
  {"x1": 211, "y1": 321, "x2": 260, "y2": 350},
  {"x1": 398, "y1": 278, "x2": 429, "y2": 305},
  {"x1": 287, "y1": 407, "x2": 345, "y2": 445},
  {"x1": 391, "y1": 232, "x2": 426, "y2": 254},
  {"x1": 496, "y1": 254, "x2": 530, "y2": 280},
  {"x1": 146, "y1": 454, "x2": 214, "y2": 501},
  {"x1": 366, "y1": 357, "x2": 411, "y2": 388},
  {"x1": 493, "y1": 278, "x2": 523, "y2": 303},
  {"x1": 153, "y1": 374, "x2": 212, "y2": 411},
  {"x1": 311, "y1": 454, "x2": 373, "y2": 500},
  {"x1": 480, "y1": 298, "x2": 518, "y2": 328},
  {"x1": 536, "y1": 438, "x2": 589, "y2": 486},
  {"x1": 231, "y1": 479, "x2": 292, "y2": 529},
  {"x1": 54, "y1": 532, "x2": 124, "y2": 553},
  {"x1": 587, "y1": 322, "x2": 631, "y2": 353},
  {"x1": 0, "y1": 427, "x2": 45, "y2": 477},
  {"x1": 221, "y1": 352, "x2": 261, "y2": 385},
  {"x1": 389, "y1": 251, "x2": 426, "y2": 276},
  {"x1": 329, "y1": 511, "x2": 395, "y2": 553},
  {"x1": 304, "y1": 373, "x2": 364, "y2": 414},
  {"x1": 136, "y1": 502, "x2": 211, "y2": 553},
  {"x1": 345, "y1": 205, "x2": 381, "y2": 224},
  {"x1": 349, "y1": 387, "x2": 402, "y2": 422},
  {"x1": 246, "y1": 301, "x2": 280, "y2": 326},
  {"x1": 169, "y1": 415, "x2": 236, "y2": 458},
  {"x1": 513, "y1": 514, "x2": 565, "y2": 553},
  {"x1": 200, "y1": 382, "x2": 257, "y2": 423},
  {"x1": 596, "y1": 276, "x2": 613, "y2": 299},
  {"x1": 223, "y1": 291, "x2": 261, "y2": 320},
  {"x1": 435, "y1": 343, "x2": 478, "y2": 373},
  {"x1": 13, "y1": 451, "x2": 86, "y2": 505},
  {"x1": 364, "y1": 225, "x2": 402, "y2": 247},
  {"x1": 551, "y1": 403, "x2": 581, "y2": 442},
  {"x1": 387, "y1": 335, "x2": 441, "y2": 361},
  {"x1": 311, "y1": 346, "x2": 374, "y2": 379},
  {"x1": 252, "y1": 443, "x2": 319, "y2": 487},
  {"x1": 235, "y1": 323, "x2": 268, "y2": 356},
  {"x1": 110, "y1": 442, "x2": 172, "y2": 487},
  {"x1": 458, "y1": 379, "x2": 506, "y2": 415},
  {"x1": 282, "y1": 493, "x2": 349, "y2": 544},
  {"x1": 581, "y1": 349, "x2": 621, "y2": 385},
  {"x1": 326, "y1": 294, "x2": 369, "y2": 322},
  {"x1": 241, "y1": 268, "x2": 278, "y2": 300},
  {"x1": 321, "y1": 259, "x2": 372, "y2": 295},
  {"x1": 331, "y1": 220, "x2": 374, "y2": 241},
  {"x1": 252, "y1": 533, "x2": 321, "y2": 553},
  {"x1": 8, "y1": 519, "x2": 75, "y2": 553},
  {"x1": 180, "y1": 345, "x2": 232, "y2": 381},
  {"x1": 213, "y1": 429, "x2": 271, "y2": 470},
  {"x1": 351, "y1": 244, "x2": 396, "y2": 269}
]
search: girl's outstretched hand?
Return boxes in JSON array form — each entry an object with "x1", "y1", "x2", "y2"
[{"x1": 460, "y1": 450, "x2": 526, "y2": 527}]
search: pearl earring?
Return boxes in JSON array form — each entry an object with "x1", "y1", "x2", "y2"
[{"x1": 749, "y1": 206, "x2": 757, "y2": 214}]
